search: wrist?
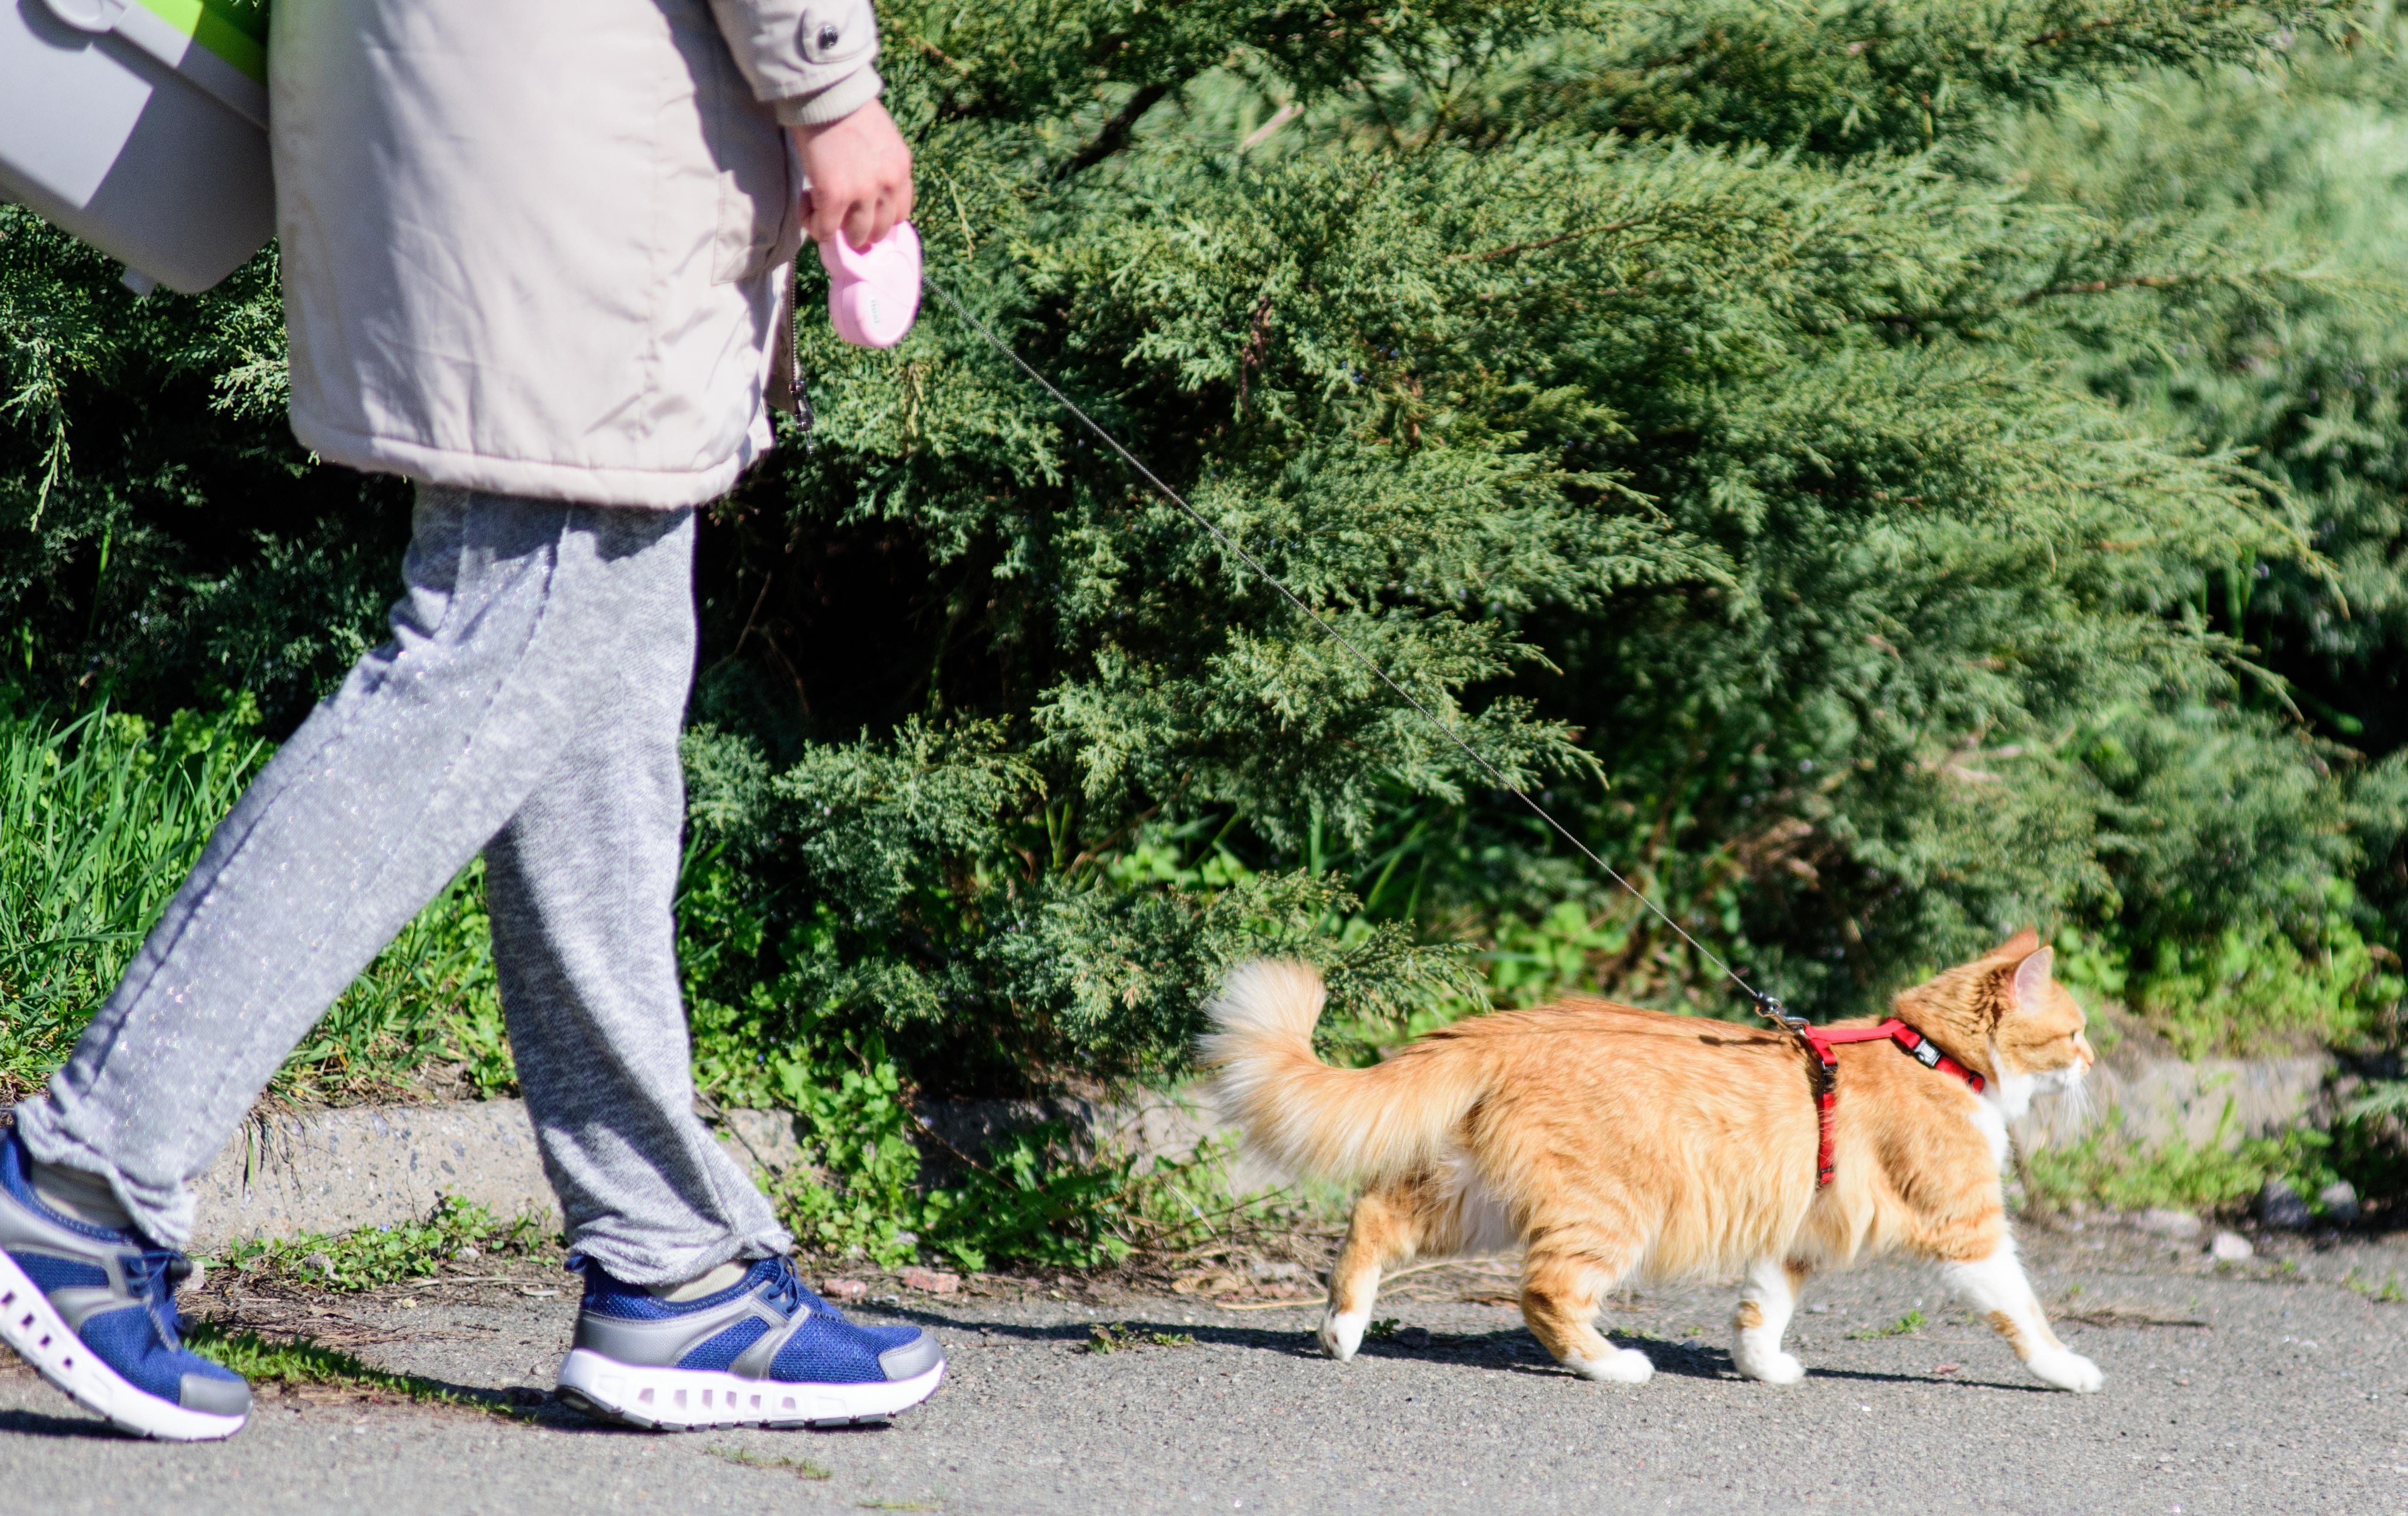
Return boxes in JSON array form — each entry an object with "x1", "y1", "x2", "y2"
[{"x1": 777, "y1": 70, "x2": 886, "y2": 131}]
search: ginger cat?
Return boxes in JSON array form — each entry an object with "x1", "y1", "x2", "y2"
[{"x1": 1201, "y1": 931, "x2": 2103, "y2": 1392}]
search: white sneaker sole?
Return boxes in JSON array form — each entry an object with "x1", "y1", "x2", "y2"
[
  {"x1": 0, "y1": 1249, "x2": 246, "y2": 1441},
  {"x1": 555, "y1": 1345, "x2": 945, "y2": 1430}
]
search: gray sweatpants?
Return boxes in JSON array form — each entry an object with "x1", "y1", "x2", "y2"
[{"x1": 16, "y1": 486, "x2": 790, "y2": 1283}]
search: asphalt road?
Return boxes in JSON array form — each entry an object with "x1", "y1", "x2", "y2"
[{"x1": 5, "y1": 1225, "x2": 2405, "y2": 1515}]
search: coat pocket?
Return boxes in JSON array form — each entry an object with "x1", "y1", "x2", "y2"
[{"x1": 701, "y1": 37, "x2": 801, "y2": 284}]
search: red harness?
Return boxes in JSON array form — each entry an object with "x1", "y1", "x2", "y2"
[{"x1": 1796, "y1": 1018, "x2": 1985, "y2": 1186}]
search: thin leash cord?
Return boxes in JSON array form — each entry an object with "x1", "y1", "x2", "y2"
[{"x1": 920, "y1": 275, "x2": 1801, "y2": 1034}]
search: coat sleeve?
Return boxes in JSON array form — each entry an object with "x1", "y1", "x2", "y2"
[{"x1": 705, "y1": 0, "x2": 885, "y2": 126}]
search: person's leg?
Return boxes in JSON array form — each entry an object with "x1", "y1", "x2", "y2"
[
  {"x1": 476, "y1": 505, "x2": 944, "y2": 1431},
  {"x1": 5, "y1": 484, "x2": 714, "y2": 1441},
  {"x1": 482, "y1": 505, "x2": 788, "y2": 1286},
  {"x1": 14, "y1": 487, "x2": 685, "y2": 1248}
]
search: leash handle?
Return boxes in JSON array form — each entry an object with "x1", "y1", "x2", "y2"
[{"x1": 822, "y1": 222, "x2": 923, "y2": 347}]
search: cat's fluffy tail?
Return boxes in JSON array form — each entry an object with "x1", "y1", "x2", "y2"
[{"x1": 1198, "y1": 959, "x2": 1484, "y2": 1183}]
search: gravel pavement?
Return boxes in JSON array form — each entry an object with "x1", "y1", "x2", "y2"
[{"x1": 5, "y1": 1226, "x2": 2405, "y2": 1515}]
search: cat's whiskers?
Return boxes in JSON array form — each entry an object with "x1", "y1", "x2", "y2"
[{"x1": 2053, "y1": 1065, "x2": 2098, "y2": 1126}]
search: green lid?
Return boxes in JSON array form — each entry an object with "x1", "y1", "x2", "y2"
[
  {"x1": 136, "y1": 0, "x2": 269, "y2": 84},
  {"x1": 202, "y1": 0, "x2": 267, "y2": 46}
]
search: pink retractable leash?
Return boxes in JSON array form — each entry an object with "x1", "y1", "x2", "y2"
[{"x1": 819, "y1": 221, "x2": 921, "y2": 348}]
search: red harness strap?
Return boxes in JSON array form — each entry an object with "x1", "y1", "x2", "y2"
[{"x1": 1796, "y1": 1018, "x2": 1986, "y2": 1186}]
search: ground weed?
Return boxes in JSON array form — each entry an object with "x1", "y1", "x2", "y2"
[
  {"x1": 707, "y1": 1445, "x2": 832, "y2": 1478},
  {"x1": 1848, "y1": 1309, "x2": 1926, "y2": 1340},
  {"x1": 1082, "y1": 1322, "x2": 1197, "y2": 1352},
  {"x1": 210, "y1": 1194, "x2": 554, "y2": 1293}
]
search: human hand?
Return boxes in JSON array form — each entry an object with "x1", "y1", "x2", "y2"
[{"x1": 791, "y1": 100, "x2": 914, "y2": 251}]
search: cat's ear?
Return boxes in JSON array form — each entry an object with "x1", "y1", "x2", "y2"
[
  {"x1": 2009, "y1": 945, "x2": 2055, "y2": 1012},
  {"x1": 1996, "y1": 927, "x2": 2041, "y2": 960}
]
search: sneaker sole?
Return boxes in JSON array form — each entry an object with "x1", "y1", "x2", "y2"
[
  {"x1": 554, "y1": 1346, "x2": 945, "y2": 1431},
  {"x1": 0, "y1": 1250, "x2": 246, "y2": 1442}
]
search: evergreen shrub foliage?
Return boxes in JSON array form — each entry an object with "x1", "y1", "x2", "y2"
[{"x1": 4, "y1": 0, "x2": 2405, "y2": 1147}]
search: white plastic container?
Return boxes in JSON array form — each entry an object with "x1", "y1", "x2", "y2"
[{"x1": 0, "y1": 0, "x2": 272, "y2": 293}]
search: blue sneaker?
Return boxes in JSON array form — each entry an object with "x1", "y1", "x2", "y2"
[
  {"x1": 555, "y1": 1254, "x2": 944, "y2": 1430},
  {"x1": 0, "y1": 1132, "x2": 250, "y2": 1440}
]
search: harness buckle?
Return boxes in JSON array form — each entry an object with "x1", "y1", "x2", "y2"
[{"x1": 1908, "y1": 1037, "x2": 1943, "y2": 1070}]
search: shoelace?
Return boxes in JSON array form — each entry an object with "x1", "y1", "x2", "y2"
[
  {"x1": 756, "y1": 1257, "x2": 843, "y2": 1325},
  {"x1": 119, "y1": 1249, "x2": 190, "y2": 1351},
  {"x1": 564, "y1": 1252, "x2": 852, "y2": 1325}
]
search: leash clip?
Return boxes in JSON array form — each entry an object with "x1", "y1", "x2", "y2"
[{"x1": 1753, "y1": 991, "x2": 1810, "y2": 1034}]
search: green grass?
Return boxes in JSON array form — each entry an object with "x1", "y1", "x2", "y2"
[
  {"x1": 2018, "y1": 1100, "x2": 2343, "y2": 1218},
  {"x1": 707, "y1": 1445, "x2": 832, "y2": 1479},
  {"x1": 183, "y1": 1319, "x2": 489, "y2": 1408},
  {"x1": 209, "y1": 1194, "x2": 556, "y2": 1293},
  {"x1": 2342, "y1": 1269, "x2": 2406, "y2": 1305},
  {"x1": 0, "y1": 701, "x2": 267, "y2": 1098},
  {"x1": 1847, "y1": 1309, "x2": 1926, "y2": 1340},
  {"x1": 1081, "y1": 1322, "x2": 1197, "y2": 1353},
  {"x1": 0, "y1": 701, "x2": 511, "y2": 1105},
  {"x1": 296, "y1": 862, "x2": 515, "y2": 1102}
]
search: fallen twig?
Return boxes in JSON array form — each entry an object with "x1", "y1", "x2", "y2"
[
  {"x1": 2056, "y1": 1306, "x2": 2210, "y2": 1329},
  {"x1": 1210, "y1": 1297, "x2": 1321, "y2": 1311}
]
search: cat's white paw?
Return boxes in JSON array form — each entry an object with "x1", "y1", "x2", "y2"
[
  {"x1": 1736, "y1": 1348, "x2": 1805, "y2": 1386},
  {"x1": 1567, "y1": 1347, "x2": 1655, "y2": 1385},
  {"x1": 2028, "y1": 1349, "x2": 2104, "y2": 1393},
  {"x1": 1320, "y1": 1309, "x2": 1367, "y2": 1362}
]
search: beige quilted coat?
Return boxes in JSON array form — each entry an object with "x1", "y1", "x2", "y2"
[{"x1": 270, "y1": 0, "x2": 882, "y2": 508}]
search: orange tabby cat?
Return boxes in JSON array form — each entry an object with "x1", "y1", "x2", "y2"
[{"x1": 1201, "y1": 931, "x2": 2102, "y2": 1391}]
